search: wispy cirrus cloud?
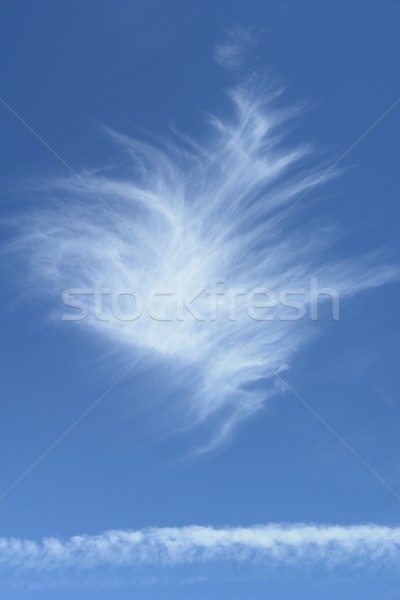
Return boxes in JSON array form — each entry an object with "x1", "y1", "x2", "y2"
[
  {"x1": 1, "y1": 523, "x2": 400, "y2": 588},
  {"x1": 12, "y1": 72, "x2": 398, "y2": 449},
  {"x1": 214, "y1": 25, "x2": 256, "y2": 70}
]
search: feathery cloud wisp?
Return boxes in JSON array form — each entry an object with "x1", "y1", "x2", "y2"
[
  {"x1": 14, "y1": 78, "x2": 398, "y2": 448},
  {"x1": 214, "y1": 26, "x2": 256, "y2": 70}
]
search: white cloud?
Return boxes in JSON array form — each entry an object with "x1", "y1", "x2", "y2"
[
  {"x1": 1, "y1": 523, "x2": 400, "y2": 577},
  {"x1": 12, "y1": 77, "x2": 398, "y2": 449},
  {"x1": 214, "y1": 26, "x2": 255, "y2": 70}
]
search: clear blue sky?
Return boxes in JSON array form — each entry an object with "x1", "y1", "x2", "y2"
[{"x1": 1, "y1": 1, "x2": 400, "y2": 598}]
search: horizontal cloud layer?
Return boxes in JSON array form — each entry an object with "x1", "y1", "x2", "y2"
[{"x1": 1, "y1": 523, "x2": 400, "y2": 586}]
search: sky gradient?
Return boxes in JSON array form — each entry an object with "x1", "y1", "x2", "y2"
[{"x1": 1, "y1": 1, "x2": 400, "y2": 598}]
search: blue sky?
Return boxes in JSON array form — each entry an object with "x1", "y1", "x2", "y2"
[{"x1": 1, "y1": 0, "x2": 400, "y2": 598}]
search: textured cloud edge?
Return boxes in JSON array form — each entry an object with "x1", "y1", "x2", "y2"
[
  {"x1": 1, "y1": 523, "x2": 400, "y2": 587},
  {"x1": 11, "y1": 68, "x2": 399, "y2": 449}
]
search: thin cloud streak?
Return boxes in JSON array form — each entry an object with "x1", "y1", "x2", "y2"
[
  {"x1": 1, "y1": 523, "x2": 400, "y2": 575},
  {"x1": 13, "y1": 77, "x2": 398, "y2": 449}
]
